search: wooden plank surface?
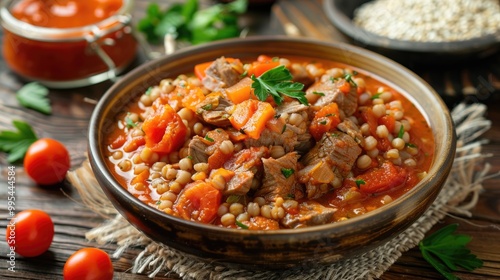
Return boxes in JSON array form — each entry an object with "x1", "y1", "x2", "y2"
[{"x1": 0, "y1": 0, "x2": 499, "y2": 279}]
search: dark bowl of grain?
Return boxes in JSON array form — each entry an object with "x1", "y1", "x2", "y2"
[
  {"x1": 324, "y1": 0, "x2": 500, "y2": 65},
  {"x1": 88, "y1": 36, "x2": 456, "y2": 269}
]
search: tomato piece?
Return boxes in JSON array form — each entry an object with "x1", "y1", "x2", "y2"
[
  {"x1": 174, "y1": 181, "x2": 222, "y2": 223},
  {"x1": 142, "y1": 103, "x2": 187, "y2": 153},
  {"x1": 24, "y1": 138, "x2": 71, "y2": 185},
  {"x1": 309, "y1": 103, "x2": 341, "y2": 141},
  {"x1": 379, "y1": 114, "x2": 395, "y2": 134},
  {"x1": 63, "y1": 248, "x2": 113, "y2": 280},
  {"x1": 246, "y1": 55, "x2": 280, "y2": 77},
  {"x1": 356, "y1": 162, "x2": 407, "y2": 193},
  {"x1": 229, "y1": 99, "x2": 275, "y2": 139},
  {"x1": 360, "y1": 107, "x2": 378, "y2": 136},
  {"x1": 6, "y1": 209, "x2": 54, "y2": 257}
]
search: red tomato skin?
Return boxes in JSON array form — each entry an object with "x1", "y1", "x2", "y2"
[
  {"x1": 24, "y1": 138, "x2": 71, "y2": 185},
  {"x1": 6, "y1": 209, "x2": 54, "y2": 257},
  {"x1": 63, "y1": 248, "x2": 114, "y2": 280}
]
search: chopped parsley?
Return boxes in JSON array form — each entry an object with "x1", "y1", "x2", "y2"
[
  {"x1": 281, "y1": 168, "x2": 295, "y2": 178},
  {"x1": 235, "y1": 220, "x2": 249, "y2": 229},
  {"x1": 145, "y1": 87, "x2": 153, "y2": 95},
  {"x1": 355, "y1": 179, "x2": 365, "y2": 188},
  {"x1": 313, "y1": 91, "x2": 325, "y2": 96},
  {"x1": 371, "y1": 92, "x2": 382, "y2": 100},
  {"x1": 397, "y1": 125, "x2": 405, "y2": 139},
  {"x1": 226, "y1": 195, "x2": 240, "y2": 204},
  {"x1": 204, "y1": 135, "x2": 215, "y2": 142},
  {"x1": 125, "y1": 115, "x2": 138, "y2": 129},
  {"x1": 344, "y1": 74, "x2": 357, "y2": 87},
  {"x1": 201, "y1": 103, "x2": 213, "y2": 110}
]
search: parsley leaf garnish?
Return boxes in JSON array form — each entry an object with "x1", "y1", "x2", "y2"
[
  {"x1": 0, "y1": 120, "x2": 38, "y2": 163},
  {"x1": 16, "y1": 82, "x2": 52, "y2": 115},
  {"x1": 235, "y1": 220, "x2": 249, "y2": 229},
  {"x1": 251, "y1": 65, "x2": 308, "y2": 106},
  {"x1": 204, "y1": 135, "x2": 215, "y2": 142},
  {"x1": 355, "y1": 179, "x2": 365, "y2": 188},
  {"x1": 125, "y1": 114, "x2": 138, "y2": 129},
  {"x1": 419, "y1": 224, "x2": 483, "y2": 280},
  {"x1": 281, "y1": 168, "x2": 294, "y2": 178},
  {"x1": 397, "y1": 124, "x2": 405, "y2": 139}
]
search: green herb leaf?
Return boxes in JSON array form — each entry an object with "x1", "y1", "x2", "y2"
[
  {"x1": 125, "y1": 115, "x2": 137, "y2": 129},
  {"x1": 281, "y1": 168, "x2": 294, "y2": 178},
  {"x1": 398, "y1": 124, "x2": 405, "y2": 139},
  {"x1": 235, "y1": 220, "x2": 249, "y2": 229},
  {"x1": 0, "y1": 120, "x2": 38, "y2": 163},
  {"x1": 312, "y1": 91, "x2": 325, "y2": 96},
  {"x1": 204, "y1": 135, "x2": 214, "y2": 142},
  {"x1": 419, "y1": 224, "x2": 483, "y2": 280},
  {"x1": 344, "y1": 74, "x2": 357, "y2": 87},
  {"x1": 371, "y1": 93, "x2": 382, "y2": 100},
  {"x1": 16, "y1": 82, "x2": 51, "y2": 115},
  {"x1": 226, "y1": 195, "x2": 240, "y2": 204},
  {"x1": 251, "y1": 65, "x2": 308, "y2": 106},
  {"x1": 355, "y1": 179, "x2": 365, "y2": 188},
  {"x1": 138, "y1": 0, "x2": 247, "y2": 45},
  {"x1": 406, "y1": 142, "x2": 418, "y2": 148}
]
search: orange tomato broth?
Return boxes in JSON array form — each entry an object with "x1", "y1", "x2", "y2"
[
  {"x1": 105, "y1": 55, "x2": 434, "y2": 225},
  {"x1": 11, "y1": 0, "x2": 123, "y2": 28}
]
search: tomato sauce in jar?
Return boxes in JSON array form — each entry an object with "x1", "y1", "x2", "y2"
[{"x1": 0, "y1": 0, "x2": 137, "y2": 88}]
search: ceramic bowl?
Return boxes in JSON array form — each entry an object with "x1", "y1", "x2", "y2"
[
  {"x1": 323, "y1": 0, "x2": 500, "y2": 65},
  {"x1": 88, "y1": 36, "x2": 456, "y2": 269}
]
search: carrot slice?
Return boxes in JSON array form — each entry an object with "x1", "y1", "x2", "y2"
[
  {"x1": 225, "y1": 77, "x2": 254, "y2": 104},
  {"x1": 194, "y1": 61, "x2": 213, "y2": 80}
]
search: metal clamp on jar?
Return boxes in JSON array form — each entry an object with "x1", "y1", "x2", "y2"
[{"x1": 0, "y1": 0, "x2": 137, "y2": 88}]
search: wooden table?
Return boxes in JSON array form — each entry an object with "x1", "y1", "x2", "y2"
[{"x1": 1, "y1": 1, "x2": 499, "y2": 279}]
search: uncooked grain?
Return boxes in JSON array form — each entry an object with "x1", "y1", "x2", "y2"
[{"x1": 353, "y1": 0, "x2": 500, "y2": 42}]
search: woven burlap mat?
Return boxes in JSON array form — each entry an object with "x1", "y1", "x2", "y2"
[{"x1": 67, "y1": 102, "x2": 496, "y2": 280}]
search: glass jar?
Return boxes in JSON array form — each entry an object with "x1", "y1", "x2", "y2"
[{"x1": 0, "y1": 0, "x2": 137, "y2": 88}]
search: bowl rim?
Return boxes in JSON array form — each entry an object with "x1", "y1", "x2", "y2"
[
  {"x1": 322, "y1": 0, "x2": 500, "y2": 54},
  {"x1": 88, "y1": 36, "x2": 456, "y2": 238}
]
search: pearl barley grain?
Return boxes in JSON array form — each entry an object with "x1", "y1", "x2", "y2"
[{"x1": 353, "y1": 0, "x2": 500, "y2": 42}]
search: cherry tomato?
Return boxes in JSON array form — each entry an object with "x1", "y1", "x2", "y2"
[
  {"x1": 63, "y1": 248, "x2": 114, "y2": 280},
  {"x1": 5, "y1": 209, "x2": 54, "y2": 257},
  {"x1": 24, "y1": 138, "x2": 70, "y2": 185}
]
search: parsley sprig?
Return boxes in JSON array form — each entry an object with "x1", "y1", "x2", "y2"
[
  {"x1": 251, "y1": 65, "x2": 308, "y2": 106},
  {"x1": 138, "y1": 0, "x2": 247, "y2": 45},
  {"x1": 16, "y1": 82, "x2": 52, "y2": 115},
  {"x1": 0, "y1": 120, "x2": 38, "y2": 163},
  {"x1": 419, "y1": 224, "x2": 483, "y2": 280}
]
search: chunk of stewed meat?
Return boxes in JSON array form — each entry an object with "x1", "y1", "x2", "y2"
[
  {"x1": 202, "y1": 57, "x2": 242, "y2": 91},
  {"x1": 281, "y1": 201, "x2": 337, "y2": 228},
  {"x1": 256, "y1": 152, "x2": 303, "y2": 202},
  {"x1": 299, "y1": 132, "x2": 361, "y2": 198},
  {"x1": 307, "y1": 74, "x2": 358, "y2": 117}
]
